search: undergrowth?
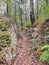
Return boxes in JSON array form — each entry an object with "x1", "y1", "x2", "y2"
[{"x1": 40, "y1": 45, "x2": 49, "y2": 63}]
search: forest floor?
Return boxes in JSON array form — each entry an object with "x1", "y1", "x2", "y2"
[
  {"x1": 13, "y1": 26, "x2": 49, "y2": 65},
  {"x1": 0, "y1": 15, "x2": 49, "y2": 65}
]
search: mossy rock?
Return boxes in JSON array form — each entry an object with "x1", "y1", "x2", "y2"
[
  {"x1": 6, "y1": 40, "x2": 11, "y2": 45},
  {"x1": 0, "y1": 21, "x2": 10, "y2": 30},
  {"x1": 0, "y1": 32, "x2": 11, "y2": 48},
  {"x1": 0, "y1": 32, "x2": 10, "y2": 40}
]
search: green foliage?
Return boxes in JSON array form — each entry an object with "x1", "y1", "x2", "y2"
[
  {"x1": 40, "y1": 45, "x2": 49, "y2": 63},
  {"x1": 37, "y1": 0, "x2": 49, "y2": 23},
  {"x1": 0, "y1": 21, "x2": 10, "y2": 30},
  {"x1": 45, "y1": 27, "x2": 49, "y2": 31},
  {"x1": 40, "y1": 50, "x2": 49, "y2": 63},
  {"x1": 41, "y1": 45, "x2": 49, "y2": 50},
  {"x1": 37, "y1": 45, "x2": 43, "y2": 52},
  {"x1": 0, "y1": 31, "x2": 11, "y2": 50},
  {"x1": 17, "y1": 19, "x2": 31, "y2": 30},
  {"x1": 0, "y1": 32, "x2": 10, "y2": 40},
  {"x1": 33, "y1": 45, "x2": 42, "y2": 56},
  {"x1": 40, "y1": 0, "x2": 49, "y2": 17},
  {"x1": 23, "y1": 19, "x2": 31, "y2": 27}
]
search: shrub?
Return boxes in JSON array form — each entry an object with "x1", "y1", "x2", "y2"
[
  {"x1": 37, "y1": 0, "x2": 49, "y2": 24},
  {"x1": 40, "y1": 45, "x2": 49, "y2": 63}
]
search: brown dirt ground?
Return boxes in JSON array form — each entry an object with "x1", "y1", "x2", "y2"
[{"x1": 13, "y1": 32, "x2": 48, "y2": 65}]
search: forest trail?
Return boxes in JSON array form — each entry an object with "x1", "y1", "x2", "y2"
[
  {"x1": 0, "y1": 0, "x2": 49, "y2": 64},
  {"x1": 13, "y1": 32, "x2": 46, "y2": 65},
  {"x1": 0, "y1": 15, "x2": 48, "y2": 65}
]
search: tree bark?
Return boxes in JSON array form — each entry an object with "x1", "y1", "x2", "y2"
[
  {"x1": 30, "y1": 0, "x2": 35, "y2": 25},
  {"x1": 36, "y1": 0, "x2": 39, "y2": 19},
  {"x1": 46, "y1": 0, "x2": 48, "y2": 3}
]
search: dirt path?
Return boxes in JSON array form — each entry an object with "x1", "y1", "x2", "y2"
[
  {"x1": 13, "y1": 32, "x2": 47, "y2": 65},
  {"x1": 0, "y1": 15, "x2": 48, "y2": 65}
]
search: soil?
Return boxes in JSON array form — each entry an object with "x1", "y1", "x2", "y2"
[{"x1": 13, "y1": 31, "x2": 49, "y2": 65}]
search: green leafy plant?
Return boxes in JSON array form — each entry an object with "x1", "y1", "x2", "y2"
[
  {"x1": 40, "y1": 1, "x2": 49, "y2": 18},
  {"x1": 40, "y1": 45, "x2": 49, "y2": 63},
  {"x1": 37, "y1": 0, "x2": 49, "y2": 24}
]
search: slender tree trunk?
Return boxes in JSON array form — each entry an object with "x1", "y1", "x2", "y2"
[
  {"x1": 30, "y1": 0, "x2": 35, "y2": 25},
  {"x1": 14, "y1": 0, "x2": 17, "y2": 24},
  {"x1": 25, "y1": 3, "x2": 27, "y2": 25},
  {"x1": 46, "y1": 0, "x2": 48, "y2": 3},
  {"x1": 20, "y1": 8, "x2": 23, "y2": 28},
  {"x1": 19, "y1": 0, "x2": 23, "y2": 29},
  {"x1": 6, "y1": 1, "x2": 9, "y2": 17},
  {"x1": 14, "y1": 2, "x2": 17, "y2": 23},
  {"x1": 6, "y1": 0, "x2": 11, "y2": 17},
  {"x1": 36, "y1": 0, "x2": 39, "y2": 19}
]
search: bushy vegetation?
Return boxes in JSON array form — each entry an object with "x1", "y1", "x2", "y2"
[
  {"x1": 0, "y1": 32, "x2": 11, "y2": 45},
  {"x1": 40, "y1": 45, "x2": 49, "y2": 63},
  {"x1": 37, "y1": 0, "x2": 49, "y2": 24},
  {"x1": 0, "y1": 21, "x2": 11, "y2": 61},
  {"x1": 0, "y1": 21, "x2": 10, "y2": 31}
]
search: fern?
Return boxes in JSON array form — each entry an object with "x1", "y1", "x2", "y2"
[
  {"x1": 41, "y1": 45, "x2": 49, "y2": 50},
  {"x1": 40, "y1": 45, "x2": 49, "y2": 63},
  {"x1": 40, "y1": 50, "x2": 49, "y2": 63}
]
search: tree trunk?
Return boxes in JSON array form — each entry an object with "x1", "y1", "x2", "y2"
[
  {"x1": 36, "y1": 0, "x2": 39, "y2": 19},
  {"x1": 14, "y1": 1, "x2": 17, "y2": 23},
  {"x1": 20, "y1": 8, "x2": 23, "y2": 28},
  {"x1": 30, "y1": 0, "x2": 35, "y2": 25},
  {"x1": 46, "y1": 0, "x2": 48, "y2": 3},
  {"x1": 6, "y1": 1, "x2": 9, "y2": 17},
  {"x1": 6, "y1": 0, "x2": 11, "y2": 17},
  {"x1": 19, "y1": 0, "x2": 23, "y2": 29}
]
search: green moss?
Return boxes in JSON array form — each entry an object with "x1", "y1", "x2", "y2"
[
  {"x1": 0, "y1": 32, "x2": 10, "y2": 40},
  {"x1": 6, "y1": 40, "x2": 11, "y2": 45},
  {"x1": 0, "y1": 21, "x2": 10, "y2": 30},
  {"x1": 0, "y1": 51, "x2": 2, "y2": 59},
  {"x1": 0, "y1": 32, "x2": 11, "y2": 48}
]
